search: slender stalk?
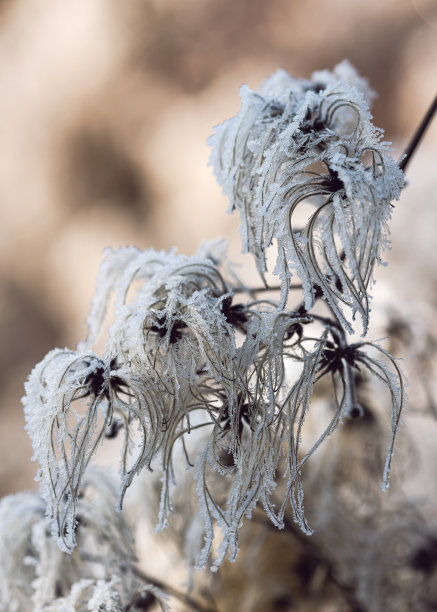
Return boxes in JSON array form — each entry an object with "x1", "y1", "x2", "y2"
[
  {"x1": 233, "y1": 284, "x2": 302, "y2": 294},
  {"x1": 399, "y1": 93, "x2": 437, "y2": 172},
  {"x1": 128, "y1": 565, "x2": 217, "y2": 612}
]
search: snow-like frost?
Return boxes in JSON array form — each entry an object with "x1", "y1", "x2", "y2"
[
  {"x1": 0, "y1": 469, "x2": 139, "y2": 612},
  {"x1": 23, "y1": 348, "x2": 166, "y2": 552},
  {"x1": 209, "y1": 61, "x2": 405, "y2": 333}
]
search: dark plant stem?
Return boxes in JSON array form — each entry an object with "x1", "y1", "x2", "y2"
[
  {"x1": 128, "y1": 565, "x2": 217, "y2": 612},
  {"x1": 233, "y1": 284, "x2": 302, "y2": 294},
  {"x1": 399, "y1": 93, "x2": 437, "y2": 172}
]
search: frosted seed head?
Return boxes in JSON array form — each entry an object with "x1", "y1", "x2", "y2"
[{"x1": 209, "y1": 63, "x2": 405, "y2": 334}]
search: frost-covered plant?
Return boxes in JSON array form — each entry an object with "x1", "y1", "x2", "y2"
[
  {"x1": 21, "y1": 62, "x2": 409, "y2": 571},
  {"x1": 0, "y1": 468, "x2": 148, "y2": 612},
  {"x1": 7, "y1": 61, "x2": 437, "y2": 610},
  {"x1": 209, "y1": 60, "x2": 405, "y2": 332}
]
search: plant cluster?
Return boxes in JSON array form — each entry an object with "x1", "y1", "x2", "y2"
[{"x1": 1, "y1": 61, "x2": 435, "y2": 611}]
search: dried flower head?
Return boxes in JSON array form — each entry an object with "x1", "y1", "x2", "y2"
[
  {"x1": 190, "y1": 314, "x2": 405, "y2": 569},
  {"x1": 23, "y1": 347, "x2": 172, "y2": 552},
  {"x1": 209, "y1": 61, "x2": 405, "y2": 333}
]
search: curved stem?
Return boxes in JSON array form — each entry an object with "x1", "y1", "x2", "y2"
[
  {"x1": 128, "y1": 565, "x2": 217, "y2": 612},
  {"x1": 399, "y1": 93, "x2": 437, "y2": 172}
]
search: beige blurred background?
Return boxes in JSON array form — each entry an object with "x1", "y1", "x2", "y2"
[{"x1": 0, "y1": 0, "x2": 436, "y2": 498}]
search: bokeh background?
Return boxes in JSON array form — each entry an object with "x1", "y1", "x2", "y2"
[{"x1": 0, "y1": 0, "x2": 436, "y2": 511}]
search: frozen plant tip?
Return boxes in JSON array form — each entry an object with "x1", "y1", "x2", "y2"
[
  {"x1": 21, "y1": 62, "x2": 409, "y2": 574},
  {"x1": 209, "y1": 60, "x2": 405, "y2": 333}
]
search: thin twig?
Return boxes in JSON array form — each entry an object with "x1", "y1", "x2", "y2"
[
  {"x1": 399, "y1": 93, "x2": 437, "y2": 172},
  {"x1": 129, "y1": 565, "x2": 217, "y2": 612},
  {"x1": 233, "y1": 283, "x2": 302, "y2": 294}
]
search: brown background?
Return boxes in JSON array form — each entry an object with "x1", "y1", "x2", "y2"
[{"x1": 0, "y1": 0, "x2": 436, "y2": 498}]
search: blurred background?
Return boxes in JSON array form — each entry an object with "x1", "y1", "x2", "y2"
[{"x1": 0, "y1": 0, "x2": 436, "y2": 510}]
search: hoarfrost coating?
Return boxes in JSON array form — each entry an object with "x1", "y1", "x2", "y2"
[
  {"x1": 23, "y1": 250, "x2": 404, "y2": 568},
  {"x1": 209, "y1": 61, "x2": 405, "y2": 333}
]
